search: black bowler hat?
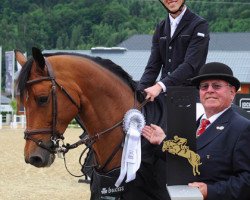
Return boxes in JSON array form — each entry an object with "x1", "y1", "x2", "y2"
[{"x1": 191, "y1": 62, "x2": 240, "y2": 91}]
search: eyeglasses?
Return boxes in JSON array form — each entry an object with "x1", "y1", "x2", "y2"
[{"x1": 199, "y1": 82, "x2": 232, "y2": 91}]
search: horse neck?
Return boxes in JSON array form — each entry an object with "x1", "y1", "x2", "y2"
[
  {"x1": 81, "y1": 67, "x2": 135, "y2": 171},
  {"x1": 52, "y1": 56, "x2": 135, "y2": 120},
  {"x1": 77, "y1": 63, "x2": 135, "y2": 128},
  {"x1": 53, "y1": 56, "x2": 136, "y2": 170}
]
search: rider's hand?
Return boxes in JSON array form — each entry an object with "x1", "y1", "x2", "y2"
[
  {"x1": 142, "y1": 124, "x2": 166, "y2": 145},
  {"x1": 144, "y1": 83, "x2": 162, "y2": 101}
]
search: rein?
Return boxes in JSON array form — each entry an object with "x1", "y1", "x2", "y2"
[
  {"x1": 24, "y1": 57, "x2": 149, "y2": 173},
  {"x1": 63, "y1": 98, "x2": 149, "y2": 153}
]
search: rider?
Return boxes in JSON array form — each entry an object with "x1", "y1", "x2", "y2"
[
  {"x1": 173, "y1": 135, "x2": 189, "y2": 152},
  {"x1": 137, "y1": 0, "x2": 210, "y2": 102}
]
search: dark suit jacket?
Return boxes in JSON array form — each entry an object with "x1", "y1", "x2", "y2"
[
  {"x1": 138, "y1": 8, "x2": 209, "y2": 90},
  {"x1": 197, "y1": 108, "x2": 250, "y2": 200}
]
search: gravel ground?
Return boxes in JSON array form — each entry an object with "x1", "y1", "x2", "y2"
[{"x1": 0, "y1": 127, "x2": 91, "y2": 200}]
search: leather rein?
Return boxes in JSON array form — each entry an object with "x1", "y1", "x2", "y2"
[{"x1": 24, "y1": 58, "x2": 148, "y2": 172}]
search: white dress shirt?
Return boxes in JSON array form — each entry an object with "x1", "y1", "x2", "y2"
[
  {"x1": 199, "y1": 107, "x2": 231, "y2": 129},
  {"x1": 158, "y1": 6, "x2": 187, "y2": 92}
]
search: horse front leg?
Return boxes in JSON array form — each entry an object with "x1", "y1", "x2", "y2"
[{"x1": 192, "y1": 165, "x2": 197, "y2": 176}]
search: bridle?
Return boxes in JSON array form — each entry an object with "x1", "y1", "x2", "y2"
[
  {"x1": 23, "y1": 57, "x2": 149, "y2": 171},
  {"x1": 24, "y1": 58, "x2": 81, "y2": 153}
]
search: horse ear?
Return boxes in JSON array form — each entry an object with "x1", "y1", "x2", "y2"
[
  {"x1": 14, "y1": 49, "x2": 27, "y2": 67},
  {"x1": 32, "y1": 47, "x2": 45, "y2": 70}
]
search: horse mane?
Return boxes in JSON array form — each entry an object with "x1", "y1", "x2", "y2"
[
  {"x1": 17, "y1": 52, "x2": 143, "y2": 103},
  {"x1": 44, "y1": 52, "x2": 137, "y2": 90}
]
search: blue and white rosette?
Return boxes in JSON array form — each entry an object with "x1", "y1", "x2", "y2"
[{"x1": 115, "y1": 109, "x2": 145, "y2": 187}]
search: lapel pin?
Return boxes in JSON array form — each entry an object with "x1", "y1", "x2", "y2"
[{"x1": 216, "y1": 126, "x2": 224, "y2": 130}]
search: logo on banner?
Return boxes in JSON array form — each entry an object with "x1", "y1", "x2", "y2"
[
  {"x1": 162, "y1": 135, "x2": 202, "y2": 176},
  {"x1": 239, "y1": 98, "x2": 250, "y2": 112},
  {"x1": 5, "y1": 51, "x2": 15, "y2": 95},
  {"x1": 101, "y1": 186, "x2": 125, "y2": 195}
]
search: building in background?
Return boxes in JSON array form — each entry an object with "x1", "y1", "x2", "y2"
[
  {"x1": 0, "y1": 95, "x2": 12, "y2": 113},
  {"x1": 118, "y1": 32, "x2": 250, "y2": 94},
  {"x1": 43, "y1": 32, "x2": 250, "y2": 113}
]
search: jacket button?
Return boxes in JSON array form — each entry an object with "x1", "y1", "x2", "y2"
[
  {"x1": 168, "y1": 59, "x2": 171, "y2": 63},
  {"x1": 169, "y1": 46, "x2": 172, "y2": 50}
]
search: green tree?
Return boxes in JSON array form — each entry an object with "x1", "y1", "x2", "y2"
[
  {"x1": 10, "y1": 100, "x2": 17, "y2": 114},
  {"x1": 0, "y1": 0, "x2": 250, "y2": 90}
]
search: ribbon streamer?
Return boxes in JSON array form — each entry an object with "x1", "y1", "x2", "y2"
[{"x1": 115, "y1": 109, "x2": 145, "y2": 187}]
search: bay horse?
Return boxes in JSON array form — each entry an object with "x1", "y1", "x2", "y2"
[{"x1": 16, "y1": 47, "x2": 141, "y2": 172}]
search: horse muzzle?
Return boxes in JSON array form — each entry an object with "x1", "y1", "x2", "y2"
[{"x1": 25, "y1": 146, "x2": 55, "y2": 168}]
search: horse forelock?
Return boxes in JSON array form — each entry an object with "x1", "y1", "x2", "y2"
[{"x1": 16, "y1": 58, "x2": 34, "y2": 103}]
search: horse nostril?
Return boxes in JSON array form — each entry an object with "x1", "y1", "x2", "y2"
[{"x1": 29, "y1": 156, "x2": 44, "y2": 167}]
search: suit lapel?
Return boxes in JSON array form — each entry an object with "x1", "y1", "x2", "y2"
[
  {"x1": 197, "y1": 108, "x2": 233, "y2": 150},
  {"x1": 170, "y1": 9, "x2": 192, "y2": 42},
  {"x1": 163, "y1": 18, "x2": 171, "y2": 65},
  {"x1": 165, "y1": 17, "x2": 171, "y2": 39}
]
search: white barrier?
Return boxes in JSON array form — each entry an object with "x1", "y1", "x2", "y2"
[
  {"x1": 10, "y1": 115, "x2": 26, "y2": 129},
  {"x1": 11, "y1": 114, "x2": 17, "y2": 128},
  {"x1": 0, "y1": 114, "x2": 9, "y2": 129},
  {"x1": 0, "y1": 114, "x2": 26, "y2": 129}
]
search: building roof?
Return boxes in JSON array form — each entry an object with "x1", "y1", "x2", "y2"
[
  {"x1": 118, "y1": 32, "x2": 250, "y2": 51},
  {"x1": 117, "y1": 33, "x2": 250, "y2": 83},
  {"x1": 209, "y1": 32, "x2": 250, "y2": 51},
  {"x1": 43, "y1": 50, "x2": 250, "y2": 84},
  {"x1": 43, "y1": 49, "x2": 148, "y2": 81},
  {"x1": 44, "y1": 32, "x2": 250, "y2": 83},
  {"x1": 1, "y1": 95, "x2": 11, "y2": 104},
  {"x1": 207, "y1": 51, "x2": 250, "y2": 84},
  {"x1": 118, "y1": 34, "x2": 152, "y2": 50}
]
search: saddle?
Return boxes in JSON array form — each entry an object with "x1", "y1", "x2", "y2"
[{"x1": 142, "y1": 93, "x2": 168, "y2": 130}]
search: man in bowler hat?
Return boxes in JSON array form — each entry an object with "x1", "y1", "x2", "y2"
[{"x1": 142, "y1": 62, "x2": 250, "y2": 200}]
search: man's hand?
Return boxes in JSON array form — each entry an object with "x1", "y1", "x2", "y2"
[
  {"x1": 142, "y1": 124, "x2": 166, "y2": 145},
  {"x1": 188, "y1": 182, "x2": 208, "y2": 199},
  {"x1": 144, "y1": 83, "x2": 162, "y2": 101}
]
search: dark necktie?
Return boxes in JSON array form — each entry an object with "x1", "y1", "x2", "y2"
[{"x1": 197, "y1": 119, "x2": 210, "y2": 137}]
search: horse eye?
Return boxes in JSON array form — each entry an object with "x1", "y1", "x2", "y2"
[{"x1": 37, "y1": 96, "x2": 49, "y2": 106}]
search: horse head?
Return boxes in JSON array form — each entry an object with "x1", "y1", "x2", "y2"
[{"x1": 16, "y1": 47, "x2": 81, "y2": 167}]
